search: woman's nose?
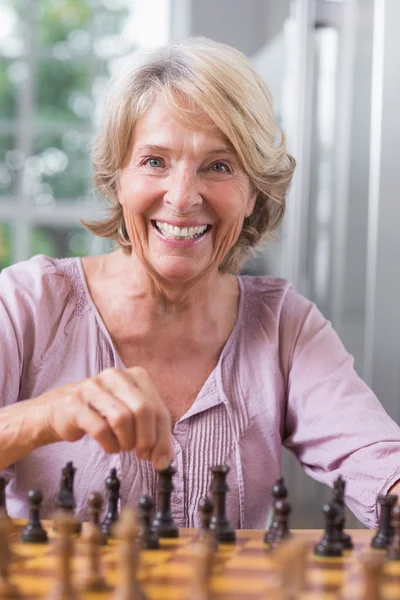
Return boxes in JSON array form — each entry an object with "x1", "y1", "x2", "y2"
[{"x1": 163, "y1": 171, "x2": 202, "y2": 212}]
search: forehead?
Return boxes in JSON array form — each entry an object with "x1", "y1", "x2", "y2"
[{"x1": 131, "y1": 95, "x2": 232, "y2": 154}]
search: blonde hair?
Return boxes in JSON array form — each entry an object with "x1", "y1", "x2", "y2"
[{"x1": 83, "y1": 37, "x2": 295, "y2": 272}]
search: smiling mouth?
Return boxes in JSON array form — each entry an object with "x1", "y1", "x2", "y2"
[{"x1": 152, "y1": 220, "x2": 211, "y2": 240}]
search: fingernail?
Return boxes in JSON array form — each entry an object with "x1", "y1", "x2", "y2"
[{"x1": 155, "y1": 456, "x2": 171, "y2": 470}]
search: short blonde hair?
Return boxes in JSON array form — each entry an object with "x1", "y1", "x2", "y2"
[{"x1": 84, "y1": 37, "x2": 295, "y2": 272}]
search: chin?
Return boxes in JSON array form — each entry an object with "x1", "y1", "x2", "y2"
[{"x1": 151, "y1": 258, "x2": 207, "y2": 284}]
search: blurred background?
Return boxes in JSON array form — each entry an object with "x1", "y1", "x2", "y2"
[{"x1": 1, "y1": 0, "x2": 399, "y2": 527}]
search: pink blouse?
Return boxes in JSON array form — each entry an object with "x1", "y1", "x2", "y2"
[{"x1": 1, "y1": 255, "x2": 400, "y2": 528}]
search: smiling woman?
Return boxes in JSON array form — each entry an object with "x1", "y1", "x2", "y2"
[{"x1": 0, "y1": 37, "x2": 400, "y2": 530}]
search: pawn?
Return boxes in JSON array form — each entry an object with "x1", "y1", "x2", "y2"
[
  {"x1": 371, "y1": 494, "x2": 397, "y2": 550},
  {"x1": 270, "y1": 499, "x2": 292, "y2": 548},
  {"x1": 358, "y1": 552, "x2": 385, "y2": 600},
  {"x1": 198, "y1": 498, "x2": 217, "y2": 550},
  {"x1": 387, "y1": 505, "x2": 400, "y2": 560},
  {"x1": 20, "y1": 489, "x2": 48, "y2": 544},
  {"x1": 47, "y1": 510, "x2": 79, "y2": 600},
  {"x1": 314, "y1": 502, "x2": 342, "y2": 557},
  {"x1": 138, "y1": 496, "x2": 159, "y2": 550},
  {"x1": 111, "y1": 507, "x2": 147, "y2": 600},
  {"x1": 0, "y1": 513, "x2": 20, "y2": 599},
  {"x1": 79, "y1": 520, "x2": 109, "y2": 592},
  {"x1": 264, "y1": 478, "x2": 288, "y2": 545},
  {"x1": 185, "y1": 533, "x2": 216, "y2": 600},
  {"x1": 87, "y1": 492, "x2": 107, "y2": 546}
]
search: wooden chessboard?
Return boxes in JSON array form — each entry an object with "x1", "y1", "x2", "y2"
[{"x1": 8, "y1": 520, "x2": 400, "y2": 599}]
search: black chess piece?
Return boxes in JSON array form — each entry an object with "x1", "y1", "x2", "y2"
[
  {"x1": 87, "y1": 491, "x2": 107, "y2": 546},
  {"x1": 270, "y1": 498, "x2": 292, "y2": 548},
  {"x1": 20, "y1": 489, "x2": 48, "y2": 543},
  {"x1": 198, "y1": 497, "x2": 217, "y2": 550},
  {"x1": 332, "y1": 476, "x2": 353, "y2": 550},
  {"x1": 388, "y1": 505, "x2": 400, "y2": 560},
  {"x1": 101, "y1": 468, "x2": 120, "y2": 538},
  {"x1": 138, "y1": 496, "x2": 159, "y2": 550},
  {"x1": 0, "y1": 476, "x2": 10, "y2": 520},
  {"x1": 314, "y1": 502, "x2": 343, "y2": 557},
  {"x1": 55, "y1": 461, "x2": 81, "y2": 534},
  {"x1": 152, "y1": 465, "x2": 179, "y2": 538},
  {"x1": 264, "y1": 477, "x2": 288, "y2": 545},
  {"x1": 371, "y1": 494, "x2": 398, "y2": 550},
  {"x1": 209, "y1": 465, "x2": 236, "y2": 543}
]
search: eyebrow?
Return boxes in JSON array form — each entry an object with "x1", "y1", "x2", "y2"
[{"x1": 134, "y1": 144, "x2": 235, "y2": 155}]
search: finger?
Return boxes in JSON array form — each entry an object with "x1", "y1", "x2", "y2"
[
  {"x1": 127, "y1": 368, "x2": 174, "y2": 465},
  {"x1": 83, "y1": 380, "x2": 136, "y2": 452},
  {"x1": 101, "y1": 369, "x2": 157, "y2": 458},
  {"x1": 73, "y1": 402, "x2": 121, "y2": 454},
  {"x1": 151, "y1": 408, "x2": 174, "y2": 470}
]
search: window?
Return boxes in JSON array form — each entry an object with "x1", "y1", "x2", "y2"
[{"x1": 0, "y1": 0, "x2": 171, "y2": 268}]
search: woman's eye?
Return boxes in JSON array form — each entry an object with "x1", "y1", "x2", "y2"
[
  {"x1": 145, "y1": 157, "x2": 163, "y2": 168},
  {"x1": 210, "y1": 162, "x2": 230, "y2": 173}
]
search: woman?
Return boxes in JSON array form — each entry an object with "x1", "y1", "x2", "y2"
[{"x1": 1, "y1": 37, "x2": 400, "y2": 528}]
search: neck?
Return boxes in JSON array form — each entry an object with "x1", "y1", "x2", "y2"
[{"x1": 110, "y1": 249, "x2": 236, "y2": 323}]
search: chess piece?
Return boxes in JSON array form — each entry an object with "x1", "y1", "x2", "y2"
[
  {"x1": 209, "y1": 465, "x2": 236, "y2": 543},
  {"x1": 55, "y1": 462, "x2": 81, "y2": 535},
  {"x1": 358, "y1": 552, "x2": 385, "y2": 600},
  {"x1": 387, "y1": 504, "x2": 400, "y2": 560},
  {"x1": 20, "y1": 489, "x2": 48, "y2": 544},
  {"x1": 101, "y1": 468, "x2": 120, "y2": 538},
  {"x1": 371, "y1": 494, "x2": 397, "y2": 550},
  {"x1": 185, "y1": 533, "x2": 215, "y2": 600},
  {"x1": 87, "y1": 492, "x2": 107, "y2": 546},
  {"x1": 111, "y1": 507, "x2": 147, "y2": 600},
  {"x1": 79, "y1": 518, "x2": 109, "y2": 592},
  {"x1": 0, "y1": 512, "x2": 20, "y2": 599},
  {"x1": 47, "y1": 510, "x2": 79, "y2": 600},
  {"x1": 0, "y1": 478, "x2": 9, "y2": 519},
  {"x1": 314, "y1": 502, "x2": 343, "y2": 557},
  {"x1": 332, "y1": 476, "x2": 353, "y2": 550},
  {"x1": 152, "y1": 465, "x2": 179, "y2": 538},
  {"x1": 264, "y1": 477, "x2": 288, "y2": 545},
  {"x1": 270, "y1": 499, "x2": 292, "y2": 548},
  {"x1": 272, "y1": 538, "x2": 308, "y2": 599},
  {"x1": 198, "y1": 498, "x2": 217, "y2": 550},
  {"x1": 138, "y1": 496, "x2": 159, "y2": 550}
]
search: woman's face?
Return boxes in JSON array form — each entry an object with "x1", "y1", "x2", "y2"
[{"x1": 117, "y1": 96, "x2": 257, "y2": 283}]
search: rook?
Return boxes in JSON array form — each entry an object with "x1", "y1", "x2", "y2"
[
  {"x1": 371, "y1": 494, "x2": 397, "y2": 550},
  {"x1": 209, "y1": 465, "x2": 235, "y2": 544},
  {"x1": 152, "y1": 465, "x2": 179, "y2": 538}
]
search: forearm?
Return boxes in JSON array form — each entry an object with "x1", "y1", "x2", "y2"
[{"x1": 0, "y1": 395, "x2": 57, "y2": 470}]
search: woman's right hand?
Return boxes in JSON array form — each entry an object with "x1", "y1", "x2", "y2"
[{"x1": 43, "y1": 366, "x2": 173, "y2": 471}]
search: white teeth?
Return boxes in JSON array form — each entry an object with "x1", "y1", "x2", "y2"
[{"x1": 155, "y1": 221, "x2": 209, "y2": 239}]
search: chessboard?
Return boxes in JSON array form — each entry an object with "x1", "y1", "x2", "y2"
[{"x1": 7, "y1": 521, "x2": 400, "y2": 600}]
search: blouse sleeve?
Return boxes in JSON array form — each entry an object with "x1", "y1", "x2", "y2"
[
  {"x1": 0, "y1": 254, "x2": 73, "y2": 408},
  {"x1": 281, "y1": 287, "x2": 400, "y2": 528}
]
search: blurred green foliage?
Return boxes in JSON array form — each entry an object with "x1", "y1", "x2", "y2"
[
  {"x1": 37, "y1": 0, "x2": 93, "y2": 46},
  {"x1": 0, "y1": 0, "x2": 132, "y2": 268}
]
